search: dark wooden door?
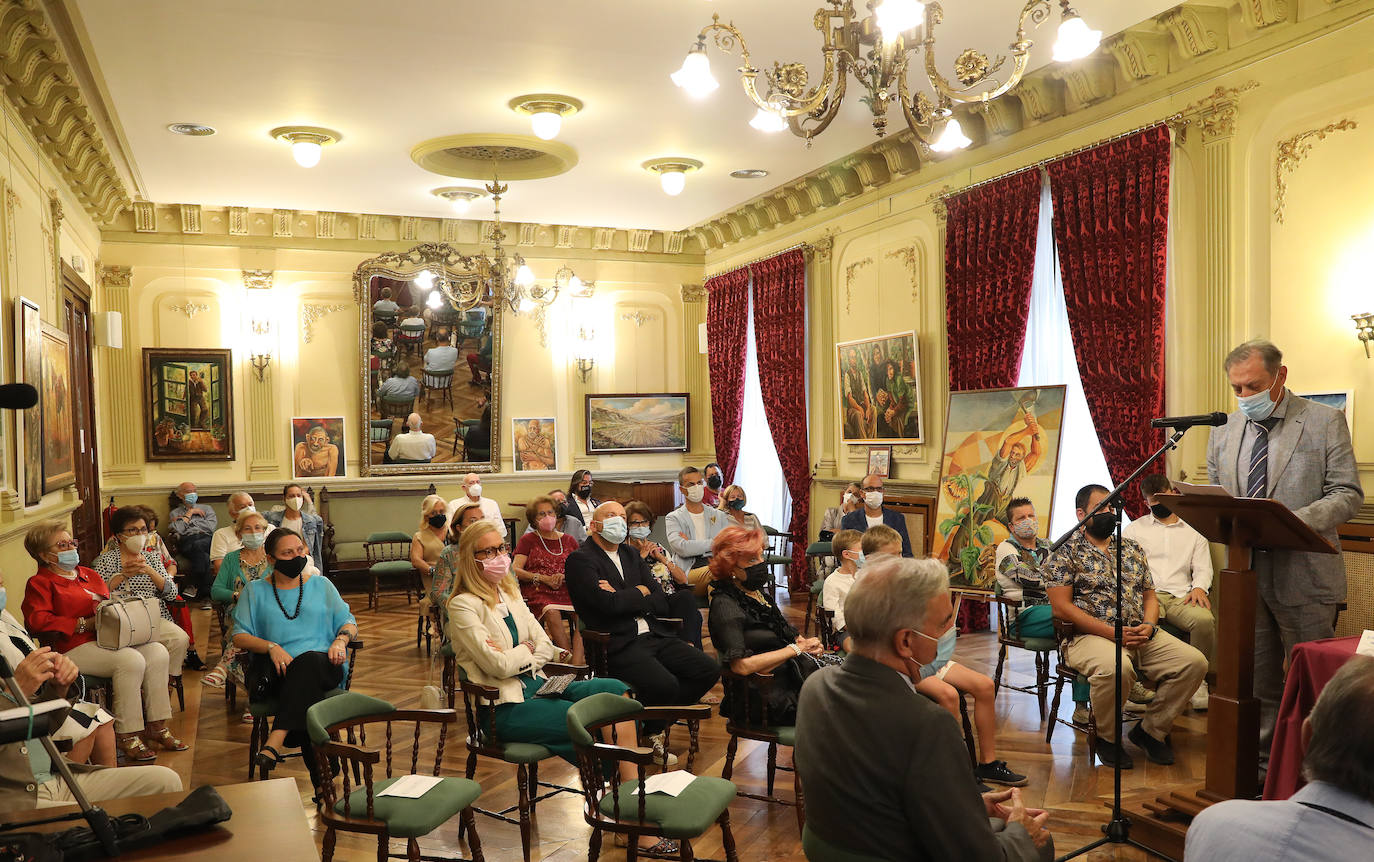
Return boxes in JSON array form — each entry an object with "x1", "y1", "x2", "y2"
[{"x1": 62, "y1": 263, "x2": 102, "y2": 563}]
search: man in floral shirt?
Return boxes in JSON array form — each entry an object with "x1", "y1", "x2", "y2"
[{"x1": 1044, "y1": 484, "x2": 1206, "y2": 770}]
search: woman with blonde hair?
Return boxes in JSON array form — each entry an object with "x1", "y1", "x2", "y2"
[
  {"x1": 410, "y1": 494, "x2": 449, "y2": 597},
  {"x1": 203, "y1": 509, "x2": 272, "y2": 695},
  {"x1": 717, "y1": 484, "x2": 762, "y2": 532}
]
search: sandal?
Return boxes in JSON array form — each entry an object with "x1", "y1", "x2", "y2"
[
  {"x1": 144, "y1": 726, "x2": 188, "y2": 752},
  {"x1": 613, "y1": 836, "x2": 680, "y2": 858},
  {"x1": 255, "y1": 745, "x2": 286, "y2": 778},
  {"x1": 117, "y1": 734, "x2": 157, "y2": 762},
  {"x1": 202, "y1": 665, "x2": 227, "y2": 689}
]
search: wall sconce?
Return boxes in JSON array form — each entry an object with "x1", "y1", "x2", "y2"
[
  {"x1": 573, "y1": 327, "x2": 596, "y2": 382},
  {"x1": 249, "y1": 319, "x2": 272, "y2": 381},
  {"x1": 1354, "y1": 312, "x2": 1374, "y2": 358}
]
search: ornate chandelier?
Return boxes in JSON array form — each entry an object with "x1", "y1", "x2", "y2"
[{"x1": 671, "y1": 0, "x2": 1101, "y2": 151}]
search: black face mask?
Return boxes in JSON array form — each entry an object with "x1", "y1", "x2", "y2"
[
  {"x1": 1149, "y1": 503, "x2": 1172, "y2": 519},
  {"x1": 706, "y1": 475, "x2": 722, "y2": 490},
  {"x1": 275, "y1": 556, "x2": 308, "y2": 579},
  {"x1": 575, "y1": 484, "x2": 593, "y2": 499},
  {"x1": 428, "y1": 514, "x2": 447, "y2": 528},
  {"x1": 1085, "y1": 512, "x2": 1118, "y2": 540},
  {"x1": 742, "y1": 562, "x2": 771, "y2": 591}
]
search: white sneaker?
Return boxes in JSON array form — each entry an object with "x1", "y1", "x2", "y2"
[
  {"x1": 1190, "y1": 681, "x2": 1209, "y2": 712},
  {"x1": 648, "y1": 732, "x2": 679, "y2": 767},
  {"x1": 1072, "y1": 704, "x2": 1091, "y2": 726}
]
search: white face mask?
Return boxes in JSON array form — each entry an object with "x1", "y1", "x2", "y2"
[
  {"x1": 123, "y1": 535, "x2": 147, "y2": 554},
  {"x1": 285, "y1": 496, "x2": 303, "y2": 511},
  {"x1": 684, "y1": 484, "x2": 705, "y2": 504},
  {"x1": 467, "y1": 483, "x2": 482, "y2": 499},
  {"x1": 864, "y1": 491, "x2": 884, "y2": 509}
]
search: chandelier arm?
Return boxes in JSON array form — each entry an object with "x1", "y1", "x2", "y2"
[
  {"x1": 785, "y1": 61, "x2": 849, "y2": 139},
  {"x1": 700, "y1": 16, "x2": 839, "y2": 118},
  {"x1": 894, "y1": 57, "x2": 937, "y2": 148},
  {"x1": 920, "y1": 0, "x2": 1048, "y2": 106}
]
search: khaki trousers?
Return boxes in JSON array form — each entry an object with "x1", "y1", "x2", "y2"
[
  {"x1": 37, "y1": 764, "x2": 181, "y2": 807},
  {"x1": 1157, "y1": 593, "x2": 1216, "y2": 672},
  {"x1": 688, "y1": 566, "x2": 714, "y2": 597},
  {"x1": 66, "y1": 641, "x2": 172, "y2": 734},
  {"x1": 1065, "y1": 629, "x2": 1206, "y2": 742},
  {"x1": 158, "y1": 618, "x2": 189, "y2": 674}
]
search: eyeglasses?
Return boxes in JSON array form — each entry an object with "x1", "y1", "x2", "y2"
[
  {"x1": 627, "y1": 519, "x2": 650, "y2": 527},
  {"x1": 50, "y1": 540, "x2": 78, "y2": 551},
  {"x1": 862, "y1": 485, "x2": 884, "y2": 492},
  {"x1": 472, "y1": 544, "x2": 511, "y2": 561},
  {"x1": 119, "y1": 527, "x2": 149, "y2": 536}
]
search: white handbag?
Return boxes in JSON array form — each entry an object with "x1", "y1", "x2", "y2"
[{"x1": 95, "y1": 594, "x2": 162, "y2": 650}]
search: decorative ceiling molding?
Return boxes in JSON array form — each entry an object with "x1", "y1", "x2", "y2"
[
  {"x1": 1274, "y1": 118, "x2": 1358, "y2": 224},
  {"x1": 301, "y1": 302, "x2": 350, "y2": 343},
  {"x1": 0, "y1": 0, "x2": 132, "y2": 225},
  {"x1": 100, "y1": 264, "x2": 132, "y2": 288},
  {"x1": 242, "y1": 269, "x2": 273, "y2": 290},
  {"x1": 167, "y1": 300, "x2": 210, "y2": 319}
]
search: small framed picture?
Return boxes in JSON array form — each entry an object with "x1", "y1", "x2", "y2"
[{"x1": 867, "y1": 445, "x2": 892, "y2": 478}]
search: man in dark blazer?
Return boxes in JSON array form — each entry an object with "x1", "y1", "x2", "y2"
[
  {"x1": 565, "y1": 501, "x2": 720, "y2": 733},
  {"x1": 1206, "y1": 340, "x2": 1363, "y2": 767},
  {"x1": 796, "y1": 556, "x2": 1052, "y2": 861},
  {"x1": 840, "y1": 473, "x2": 914, "y2": 557}
]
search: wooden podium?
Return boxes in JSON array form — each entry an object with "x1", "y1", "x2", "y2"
[{"x1": 1125, "y1": 489, "x2": 1339, "y2": 857}]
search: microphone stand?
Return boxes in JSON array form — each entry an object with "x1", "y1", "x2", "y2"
[
  {"x1": 1052, "y1": 426, "x2": 1187, "y2": 862},
  {"x1": 0, "y1": 654, "x2": 119, "y2": 856}
]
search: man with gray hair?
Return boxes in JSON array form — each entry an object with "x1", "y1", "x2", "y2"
[
  {"x1": 1185, "y1": 655, "x2": 1374, "y2": 860},
  {"x1": 388, "y1": 412, "x2": 436, "y2": 462},
  {"x1": 1207, "y1": 339, "x2": 1363, "y2": 775},
  {"x1": 796, "y1": 555, "x2": 1052, "y2": 861}
]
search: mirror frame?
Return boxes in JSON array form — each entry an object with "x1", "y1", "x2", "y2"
[{"x1": 354, "y1": 242, "x2": 503, "y2": 477}]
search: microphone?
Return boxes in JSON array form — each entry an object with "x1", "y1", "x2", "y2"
[
  {"x1": 1150, "y1": 411, "x2": 1228, "y2": 429},
  {"x1": 0, "y1": 383, "x2": 38, "y2": 410}
]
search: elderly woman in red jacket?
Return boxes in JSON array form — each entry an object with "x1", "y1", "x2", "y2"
[{"x1": 21, "y1": 520, "x2": 185, "y2": 764}]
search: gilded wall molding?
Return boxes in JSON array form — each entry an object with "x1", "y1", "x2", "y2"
[
  {"x1": 844, "y1": 257, "x2": 872, "y2": 314},
  {"x1": 100, "y1": 263, "x2": 132, "y2": 288},
  {"x1": 680, "y1": 283, "x2": 706, "y2": 303},
  {"x1": 885, "y1": 244, "x2": 923, "y2": 303},
  {"x1": 621, "y1": 310, "x2": 657, "y2": 327},
  {"x1": 301, "y1": 302, "x2": 349, "y2": 343},
  {"x1": 1273, "y1": 118, "x2": 1358, "y2": 223},
  {"x1": 1182, "y1": 81, "x2": 1261, "y2": 142},
  {"x1": 166, "y1": 299, "x2": 210, "y2": 319},
  {"x1": 242, "y1": 269, "x2": 274, "y2": 290}
]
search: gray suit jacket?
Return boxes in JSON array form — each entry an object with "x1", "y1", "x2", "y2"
[
  {"x1": 664, "y1": 505, "x2": 730, "y2": 573},
  {"x1": 1206, "y1": 391, "x2": 1363, "y2": 605}
]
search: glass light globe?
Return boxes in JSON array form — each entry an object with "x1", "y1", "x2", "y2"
[
  {"x1": 450, "y1": 196, "x2": 471, "y2": 215},
  {"x1": 875, "y1": 0, "x2": 924, "y2": 41},
  {"x1": 515, "y1": 264, "x2": 536, "y2": 287},
  {"x1": 749, "y1": 107, "x2": 788, "y2": 133},
  {"x1": 931, "y1": 118, "x2": 972, "y2": 153},
  {"x1": 670, "y1": 48, "x2": 719, "y2": 98},
  {"x1": 426, "y1": 290, "x2": 442, "y2": 309},
  {"x1": 1053, "y1": 15, "x2": 1101, "y2": 62},
  {"x1": 291, "y1": 139, "x2": 322, "y2": 168},
  {"x1": 413, "y1": 269, "x2": 435, "y2": 290},
  {"x1": 530, "y1": 111, "x2": 562, "y2": 140},
  {"x1": 567, "y1": 274, "x2": 583, "y2": 293},
  {"x1": 660, "y1": 169, "x2": 687, "y2": 196},
  {"x1": 518, "y1": 295, "x2": 535, "y2": 314}
]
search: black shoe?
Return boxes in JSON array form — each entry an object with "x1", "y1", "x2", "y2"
[
  {"x1": 254, "y1": 745, "x2": 285, "y2": 779},
  {"x1": 974, "y1": 759, "x2": 1029, "y2": 787},
  {"x1": 183, "y1": 650, "x2": 207, "y2": 671},
  {"x1": 1129, "y1": 723, "x2": 1175, "y2": 765},
  {"x1": 976, "y1": 780, "x2": 993, "y2": 794},
  {"x1": 1095, "y1": 739, "x2": 1134, "y2": 769}
]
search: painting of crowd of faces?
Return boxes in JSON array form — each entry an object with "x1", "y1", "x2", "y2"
[
  {"x1": 142, "y1": 348, "x2": 234, "y2": 461},
  {"x1": 292, "y1": 417, "x2": 346, "y2": 478},
  {"x1": 936, "y1": 385, "x2": 1066, "y2": 588},
  {"x1": 512, "y1": 417, "x2": 557, "y2": 471},
  {"x1": 836, "y1": 331, "x2": 924, "y2": 445}
]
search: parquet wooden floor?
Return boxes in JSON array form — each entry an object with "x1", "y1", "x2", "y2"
[{"x1": 156, "y1": 587, "x2": 1208, "y2": 861}]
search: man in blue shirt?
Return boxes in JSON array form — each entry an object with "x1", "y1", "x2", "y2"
[{"x1": 168, "y1": 481, "x2": 216, "y2": 598}]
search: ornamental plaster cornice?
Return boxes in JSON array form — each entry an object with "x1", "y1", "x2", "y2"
[
  {"x1": 0, "y1": 0, "x2": 131, "y2": 224},
  {"x1": 1273, "y1": 118, "x2": 1358, "y2": 223}
]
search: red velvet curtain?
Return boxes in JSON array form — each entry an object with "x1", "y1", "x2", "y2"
[
  {"x1": 752, "y1": 249, "x2": 811, "y2": 591},
  {"x1": 705, "y1": 267, "x2": 751, "y2": 484},
  {"x1": 1048, "y1": 125, "x2": 1170, "y2": 518},
  {"x1": 944, "y1": 169, "x2": 1040, "y2": 632},
  {"x1": 945, "y1": 169, "x2": 1041, "y2": 391}
]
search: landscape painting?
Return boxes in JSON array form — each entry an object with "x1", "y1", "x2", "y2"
[
  {"x1": 1298, "y1": 390, "x2": 1354, "y2": 434},
  {"x1": 39, "y1": 323, "x2": 75, "y2": 493},
  {"x1": 143, "y1": 348, "x2": 235, "y2": 461},
  {"x1": 836, "y1": 330, "x2": 924, "y2": 445},
  {"x1": 15, "y1": 298, "x2": 41, "y2": 505},
  {"x1": 585, "y1": 393, "x2": 689, "y2": 455}
]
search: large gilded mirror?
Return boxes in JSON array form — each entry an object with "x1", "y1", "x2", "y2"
[{"x1": 355, "y1": 243, "x2": 501, "y2": 476}]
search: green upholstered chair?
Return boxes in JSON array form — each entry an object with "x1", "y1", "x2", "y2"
[
  {"x1": 452, "y1": 417, "x2": 480, "y2": 458},
  {"x1": 802, "y1": 541, "x2": 831, "y2": 636},
  {"x1": 718, "y1": 668, "x2": 804, "y2": 833},
  {"x1": 248, "y1": 638, "x2": 363, "y2": 780},
  {"x1": 988, "y1": 583, "x2": 1055, "y2": 722},
  {"x1": 761, "y1": 525, "x2": 794, "y2": 600},
  {"x1": 306, "y1": 691, "x2": 485, "y2": 862},
  {"x1": 452, "y1": 658, "x2": 587, "y2": 862},
  {"x1": 565, "y1": 693, "x2": 737, "y2": 862},
  {"x1": 815, "y1": 606, "x2": 838, "y2": 652},
  {"x1": 379, "y1": 393, "x2": 415, "y2": 420},
  {"x1": 364, "y1": 531, "x2": 419, "y2": 611},
  {"x1": 801, "y1": 824, "x2": 887, "y2": 862}
]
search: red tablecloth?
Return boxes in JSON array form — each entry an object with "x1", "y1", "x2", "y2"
[{"x1": 1262, "y1": 635, "x2": 1360, "y2": 800}]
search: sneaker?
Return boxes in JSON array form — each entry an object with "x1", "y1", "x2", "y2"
[
  {"x1": 182, "y1": 586, "x2": 199, "y2": 599},
  {"x1": 647, "y1": 732, "x2": 679, "y2": 767},
  {"x1": 1095, "y1": 738, "x2": 1134, "y2": 769},
  {"x1": 1128, "y1": 724, "x2": 1175, "y2": 765},
  {"x1": 1072, "y1": 703, "x2": 1091, "y2": 726},
  {"x1": 1190, "y1": 681, "x2": 1209, "y2": 712},
  {"x1": 974, "y1": 760, "x2": 1028, "y2": 787},
  {"x1": 1128, "y1": 682, "x2": 1156, "y2": 705}
]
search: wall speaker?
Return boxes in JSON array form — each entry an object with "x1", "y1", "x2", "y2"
[{"x1": 93, "y1": 311, "x2": 123, "y2": 349}]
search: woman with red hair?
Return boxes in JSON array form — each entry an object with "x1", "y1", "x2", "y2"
[{"x1": 706, "y1": 526, "x2": 827, "y2": 724}]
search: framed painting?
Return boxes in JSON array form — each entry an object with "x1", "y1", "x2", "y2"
[
  {"x1": 15, "y1": 298, "x2": 42, "y2": 505},
  {"x1": 867, "y1": 445, "x2": 891, "y2": 478},
  {"x1": 142, "y1": 348, "x2": 234, "y2": 461},
  {"x1": 512, "y1": 417, "x2": 557, "y2": 471},
  {"x1": 585, "y1": 393, "x2": 689, "y2": 455},
  {"x1": 836, "y1": 330, "x2": 924, "y2": 445},
  {"x1": 291, "y1": 417, "x2": 346, "y2": 478},
  {"x1": 935, "y1": 385, "x2": 1067, "y2": 588},
  {"x1": 39, "y1": 323, "x2": 75, "y2": 493},
  {"x1": 1298, "y1": 390, "x2": 1354, "y2": 434}
]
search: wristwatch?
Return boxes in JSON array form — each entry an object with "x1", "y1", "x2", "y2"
[{"x1": 1145, "y1": 623, "x2": 1159, "y2": 640}]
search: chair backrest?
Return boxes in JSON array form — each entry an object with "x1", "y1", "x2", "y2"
[
  {"x1": 379, "y1": 396, "x2": 414, "y2": 418},
  {"x1": 579, "y1": 627, "x2": 612, "y2": 678},
  {"x1": 801, "y1": 824, "x2": 888, "y2": 862},
  {"x1": 564, "y1": 692, "x2": 647, "y2": 826},
  {"x1": 369, "y1": 419, "x2": 394, "y2": 443},
  {"x1": 364, "y1": 532, "x2": 412, "y2": 564},
  {"x1": 816, "y1": 608, "x2": 837, "y2": 652},
  {"x1": 422, "y1": 369, "x2": 453, "y2": 388},
  {"x1": 719, "y1": 667, "x2": 789, "y2": 735}
]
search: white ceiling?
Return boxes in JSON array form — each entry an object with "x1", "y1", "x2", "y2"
[{"x1": 70, "y1": 0, "x2": 1172, "y2": 232}]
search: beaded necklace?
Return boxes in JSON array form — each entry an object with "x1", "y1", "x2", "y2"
[{"x1": 271, "y1": 574, "x2": 304, "y2": 620}]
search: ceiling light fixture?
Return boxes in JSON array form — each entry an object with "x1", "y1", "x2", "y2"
[
  {"x1": 730, "y1": 169, "x2": 769, "y2": 179},
  {"x1": 930, "y1": 118, "x2": 972, "y2": 153},
  {"x1": 167, "y1": 123, "x2": 216, "y2": 137},
  {"x1": 431, "y1": 186, "x2": 487, "y2": 215},
  {"x1": 270, "y1": 126, "x2": 342, "y2": 168},
  {"x1": 508, "y1": 94, "x2": 584, "y2": 141},
  {"x1": 642, "y1": 158, "x2": 703, "y2": 196},
  {"x1": 674, "y1": 0, "x2": 1100, "y2": 150}
]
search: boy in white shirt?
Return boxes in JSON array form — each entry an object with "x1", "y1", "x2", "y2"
[{"x1": 821, "y1": 529, "x2": 863, "y2": 652}]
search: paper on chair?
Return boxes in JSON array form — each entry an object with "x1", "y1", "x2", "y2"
[
  {"x1": 1357, "y1": 630, "x2": 1374, "y2": 658},
  {"x1": 376, "y1": 774, "x2": 443, "y2": 799},
  {"x1": 639, "y1": 771, "x2": 696, "y2": 797},
  {"x1": 1170, "y1": 481, "x2": 1233, "y2": 497}
]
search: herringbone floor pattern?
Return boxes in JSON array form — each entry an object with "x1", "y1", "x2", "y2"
[{"x1": 153, "y1": 587, "x2": 1205, "y2": 860}]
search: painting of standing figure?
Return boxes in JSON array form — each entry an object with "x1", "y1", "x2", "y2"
[
  {"x1": 836, "y1": 331, "x2": 924, "y2": 444},
  {"x1": 40, "y1": 323, "x2": 75, "y2": 493},
  {"x1": 142, "y1": 348, "x2": 235, "y2": 461}
]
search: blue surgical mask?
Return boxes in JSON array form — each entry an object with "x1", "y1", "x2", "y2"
[
  {"x1": 1238, "y1": 387, "x2": 1278, "y2": 422},
  {"x1": 183, "y1": 492, "x2": 198, "y2": 505},
  {"x1": 628, "y1": 525, "x2": 651, "y2": 541},
  {"x1": 599, "y1": 516, "x2": 627, "y2": 545},
  {"x1": 56, "y1": 549, "x2": 81, "y2": 571},
  {"x1": 241, "y1": 532, "x2": 266, "y2": 550},
  {"x1": 0, "y1": 586, "x2": 7, "y2": 614},
  {"x1": 855, "y1": 550, "x2": 865, "y2": 568},
  {"x1": 915, "y1": 624, "x2": 957, "y2": 680}
]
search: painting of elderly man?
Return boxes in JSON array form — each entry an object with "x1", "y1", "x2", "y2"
[
  {"x1": 292, "y1": 417, "x2": 346, "y2": 478},
  {"x1": 513, "y1": 417, "x2": 557, "y2": 471},
  {"x1": 836, "y1": 331, "x2": 924, "y2": 444}
]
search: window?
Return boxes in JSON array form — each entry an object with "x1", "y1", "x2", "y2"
[{"x1": 733, "y1": 285, "x2": 793, "y2": 535}]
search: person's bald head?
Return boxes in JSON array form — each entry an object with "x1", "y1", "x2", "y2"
[
  {"x1": 407, "y1": 412, "x2": 422, "y2": 431},
  {"x1": 592, "y1": 501, "x2": 625, "y2": 523},
  {"x1": 228, "y1": 492, "x2": 255, "y2": 519},
  {"x1": 176, "y1": 482, "x2": 196, "y2": 498}
]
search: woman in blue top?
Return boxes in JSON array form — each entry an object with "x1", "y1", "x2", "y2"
[{"x1": 232, "y1": 528, "x2": 356, "y2": 779}]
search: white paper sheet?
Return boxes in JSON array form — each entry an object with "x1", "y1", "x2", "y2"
[
  {"x1": 1169, "y1": 481, "x2": 1234, "y2": 497},
  {"x1": 639, "y1": 770, "x2": 696, "y2": 797},
  {"x1": 376, "y1": 774, "x2": 443, "y2": 799},
  {"x1": 1357, "y1": 630, "x2": 1374, "y2": 658}
]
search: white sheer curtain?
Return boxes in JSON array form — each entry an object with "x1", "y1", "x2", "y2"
[
  {"x1": 1017, "y1": 176, "x2": 1116, "y2": 537},
  {"x1": 734, "y1": 282, "x2": 792, "y2": 534}
]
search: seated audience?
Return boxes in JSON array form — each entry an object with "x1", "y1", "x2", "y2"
[
  {"x1": 1124, "y1": 473, "x2": 1215, "y2": 712},
  {"x1": 796, "y1": 555, "x2": 1053, "y2": 861},
  {"x1": 702, "y1": 462, "x2": 723, "y2": 507},
  {"x1": 423, "y1": 334, "x2": 460, "y2": 374},
  {"x1": 821, "y1": 529, "x2": 863, "y2": 651},
  {"x1": 718, "y1": 484, "x2": 762, "y2": 532},
  {"x1": 377, "y1": 363, "x2": 421, "y2": 402},
  {"x1": 563, "y1": 470, "x2": 600, "y2": 525},
  {"x1": 167, "y1": 481, "x2": 215, "y2": 597},
  {"x1": 92, "y1": 507, "x2": 189, "y2": 694},
  {"x1": 523, "y1": 489, "x2": 586, "y2": 542},
  {"x1": 708, "y1": 526, "x2": 826, "y2": 726},
  {"x1": 232, "y1": 528, "x2": 357, "y2": 783},
  {"x1": 566, "y1": 502, "x2": 720, "y2": 759},
  {"x1": 389, "y1": 412, "x2": 437, "y2": 463},
  {"x1": 466, "y1": 329, "x2": 492, "y2": 385},
  {"x1": 994, "y1": 497, "x2": 1054, "y2": 639},
  {"x1": 625, "y1": 500, "x2": 702, "y2": 648},
  {"x1": 1185, "y1": 655, "x2": 1374, "y2": 862},
  {"x1": 512, "y1": 495, "x2": 583, "y2": 665},
  {"x1": 410, "y1": 494, "x2": 449, "y2": 599},
  {"x1": 370, "y1": 320, "x2": 396, "y2": 361},
  {"x1": 265, "y1": 484, "x2": 325, "y2": 574},
  {"x1": 819, "y1": 482, "x2": 863, "y2": 536},
  {"x1": 22, "y1": 521, "x2": 185, "y2": 763},
  {"x1": 463, "y1": 387, "x2": 492, "y2": 455},
  {"x1": 204, "y1": 510, "x2": 273, "y2": 692},
  {"x1": 372, "y1": 286, "x2": 400, "y2": 316},
  {"x1": 449, "y1": 472, "x2": 506, "y2": 538},
  {"x1": 429, "y1": 502, "x2": 487, "y2": 613},
  {"x1": 865, "y1": 525, "x2": 1026, "y2": 787},
  {"x1": 132, "y1": 505, "x2": 204, "y2": 668},
  {"x1": 665, "y1": 466, "x2": 728, "y2": 592},
  {"x1": 211, "y1": 492, "x2": 265, "y2": 575},
  {"x1": 841, "y1": 473, "x2": 914, "y2": 557},
  {"x1": 1044, "y1": 484, "x2": 1208, "y2": 769}
]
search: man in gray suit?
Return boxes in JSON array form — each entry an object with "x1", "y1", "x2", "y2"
[
  {"x1": 796, "y1": 555, "x2": 1052, "y2": 861},
  {"x1": 1206, "y1": 339, "x2": 1363, "y2": 768},
  {"x1": 664, "y1": 465, "x2": 729, "y2": 589}
]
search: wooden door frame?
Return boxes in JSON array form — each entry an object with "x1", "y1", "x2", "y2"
[{"x1": 60, "y1": 261, "x2": 101, "y2": 559}]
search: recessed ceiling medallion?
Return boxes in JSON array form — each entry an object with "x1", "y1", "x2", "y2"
[{"x1": 411, "y1": 133, "x2": 577, "y2": 181}]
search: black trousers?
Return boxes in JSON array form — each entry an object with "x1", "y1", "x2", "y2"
[
  {"x1": 271, "y1": 650, "x2": 344, "y2": 743},
  {"x1": 180, "y1": 533, "x2": 213, "y2": 594},
  {"x1": 608, "y1": 633, "x2": 720, "y2": 731},
  {"x1": 666, "y1": 589, "x2": 704, "y2": 648}
]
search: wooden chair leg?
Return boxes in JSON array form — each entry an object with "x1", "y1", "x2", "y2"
[
  {"x1": 992, "y1": 645, "x2": 1007, "y2": 696},
  {"x1": 171, "y1": 675, "x2": 184, "y2": 711},
  {"x1": 462, "y1": 808, "x2": 484, "y2": 862},
  {"x1": 766, "y1": 742, "x2": 777, "y2": 797},
  {"x1": 588, "y1": 827, "x2": 602, "y2": 862},
  {"x1": 376, "y1": 833, "x2": 388, "y2": 862},
  {"x1": 794, "y1": 765, "x2": 806, "y2": 834},
  {"x1": 719, "y1": 810, "x2": 739, "y2": 862},
  {"x1": 686, "y1": 719, "x2": 700, "y2": 773},
  {"x1": 958, "y1": 693, "x2": 976, "y2": 766},
  {"x1": 1035, "y1": 653, "x2": 1049, "y2": 722},
  {"x1": 722, "y1": 735, "x2": 739, "y2": 781},
  {"x1": 680, "y1": 837, "x2": 695, "y2": 861},
  {"x1": 1046, "y1": 673, "x2": 1066, "y2": 744},
  {"x1": 322, "y1": 827, "x2": 336, "y2": 862},
  {"x1": 407, "y1": 837, "x2": 420, "y2": 861},
  {"x1": 517, "y1": 763, "x2": 532, "y2": 862}
]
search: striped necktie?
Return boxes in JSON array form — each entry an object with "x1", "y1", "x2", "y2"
[{"x1": 1246, "y1": 420, "x2": 1271, "y2": 498}]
